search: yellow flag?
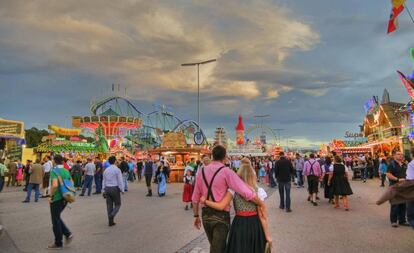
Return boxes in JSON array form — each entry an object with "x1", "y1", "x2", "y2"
[{"x1": 392, "y1": 0, "x2": 406, "y2": 8}]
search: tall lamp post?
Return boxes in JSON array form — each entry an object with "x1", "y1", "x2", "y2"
[
  {"x1": 273, "y1": 128, "x2": 284, "y2": 146},
  {"x1": 181, "y1": 59, "x2": 216, "y2": 131}
]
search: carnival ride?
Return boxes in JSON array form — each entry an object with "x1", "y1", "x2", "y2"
[
  {"x1": 72, "y1": 94, "x2": 208, "y2": 152},
  {"x1": 246, "y1": 124, "x2": 278, "y2": 145}
]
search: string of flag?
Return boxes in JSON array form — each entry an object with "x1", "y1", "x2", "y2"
[{"x1": 388, "y1": 0, "x2": 414, "y2": 34}]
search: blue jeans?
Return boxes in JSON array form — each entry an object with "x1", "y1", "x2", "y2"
[
  {"x1": 296, "y1": 170, "x2": 303, "y2": 186},
  {"x1": 26, "y1": 183, "x2": 40, "y2": 201},
  {"x1": 50, "y1": 199, "x2": 71, "y2": 247},
  {"x1": 81, "y1": 175, "x2": 94, "y2": 196},
  {"x1": 278, "y1": 181, "x2": 291, "y2": 210},
  {"x1": 0, "y1": 176, "x2": 4, "y2": 192},
  {"x1": 407, "y1": 201, "x2": 414, "y2": 229},
  {"x1": 363, "y1": 167, "x2": 368, "y2": 181},
  {"x1": 94, "y1": 174, "x2": 102, "y2": 193},
  {"x1": 123, "y1": 173, "x2": 128, "y2": 191}
]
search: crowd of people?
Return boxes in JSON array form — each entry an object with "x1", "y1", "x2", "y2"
[{"x1": 1, "y1": 144, "x2": 414, "y2": 252}]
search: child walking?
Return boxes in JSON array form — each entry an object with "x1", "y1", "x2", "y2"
[{"x1": 182, "y1": 170, "x2": 194, "y2": 210}]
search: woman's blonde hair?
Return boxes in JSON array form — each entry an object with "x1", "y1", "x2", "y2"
[{"x1": 237, "y1": 161, "x2": 257, "y2": 189}]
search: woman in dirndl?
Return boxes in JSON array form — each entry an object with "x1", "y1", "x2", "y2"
[
  {"x1": 200, "y1": 162, "x2": 272, "y2": 253},
  {"x1": 157, "y1": 165, "x2": 167, "y2": 197},
  {"x1": 328, "y1": 155, "x2": 353, "y2": 211},
  {"x1": 322, "y1": 157, "x2": 334, "y2": 204}
]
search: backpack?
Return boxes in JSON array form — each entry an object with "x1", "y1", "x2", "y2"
[{"x1": 54, "y1": 168, "x2": 76, "y2": 203}]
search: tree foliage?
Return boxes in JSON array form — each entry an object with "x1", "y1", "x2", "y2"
[{"x1": 25, "y1": 127, "x2": 49, "y2": 148}]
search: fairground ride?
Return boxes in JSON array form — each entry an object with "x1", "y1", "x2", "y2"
[{"x1": 73, "y1": 95, "x2": 208, "y2": 151}]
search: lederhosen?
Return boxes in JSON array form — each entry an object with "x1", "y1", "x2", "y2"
[
  {"x1": 201, "y1": 166, "x2": 230, "y2": 253},
  {"x1": 307, "y1": 161, "x2": 319, "y2": 194}
]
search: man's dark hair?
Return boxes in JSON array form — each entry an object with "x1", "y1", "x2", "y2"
[
  {"x1": 108, "y1": 156, "x2": 116, "y2": 165},
  {"x1": 310, "y1": 153, "x2": 315, "y2": 159},
  {"x1": 212, "y1": 145, "x2": 227, "y2": 161},
  {"x1": 279, "y1": 151, "x2": 285, "y2": 156},
  {"x1": 121, "y1": 157, "x2": 125, "y2": 161},
  {"x1": 54, "y1": 155, "x2": 63, "y2": 165}
]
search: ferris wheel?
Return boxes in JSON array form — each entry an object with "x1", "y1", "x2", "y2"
[{"x1": 246, "y1": 124, "x2": 278, "y2": 145}]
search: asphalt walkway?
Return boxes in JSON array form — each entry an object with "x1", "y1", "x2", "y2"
[{"x1": 0, "y1": 179, "x2": 413, "y2": 253}]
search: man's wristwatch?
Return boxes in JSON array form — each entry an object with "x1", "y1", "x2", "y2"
[{"x1": 194, "y1": 214, "x2": 199, "y2": 218}]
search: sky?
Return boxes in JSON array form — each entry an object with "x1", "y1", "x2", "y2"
[{"x1": 1, "y1": 0, "x2": 414, "y2": 148}]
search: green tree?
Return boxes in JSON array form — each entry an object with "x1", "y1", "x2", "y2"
[{"x1": 25, "y1": 127, "x2": 49, "y2": 148}]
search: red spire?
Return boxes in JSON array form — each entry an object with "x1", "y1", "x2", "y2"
[{"x1": 236, "y1": 115, "x2": 244, "y2": 131}]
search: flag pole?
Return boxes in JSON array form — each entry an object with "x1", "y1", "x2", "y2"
[{"x1": 404, "y1": 4, "x2": 414, "y2": 23}]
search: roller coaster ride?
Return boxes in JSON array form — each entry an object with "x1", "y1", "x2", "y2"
[{"x1": 73, "y1": 95, "x2": 208, "y2": 150}]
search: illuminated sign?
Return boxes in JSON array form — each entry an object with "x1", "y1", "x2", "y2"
[
  {"x1": 344, "y1": 131, "x2": 364, "y2": 138},
  {"x1": 0, "y1": 119, "x2": 24, "y2": 138}
]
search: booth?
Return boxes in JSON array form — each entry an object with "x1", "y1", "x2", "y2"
[
  {"x1": 0, "y1": 118, "x2": 25, "y2": 161},
  {"x1": 149, "y1": 132, "x2": 210, "y2": 182}
]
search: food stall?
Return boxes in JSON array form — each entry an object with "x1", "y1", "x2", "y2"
[
  {"x1": 0, "y1": 118, "x2": 25, "y2": 161},
  {"x1": 149, "y1": 132, "x2": 210, "y2": 182}
]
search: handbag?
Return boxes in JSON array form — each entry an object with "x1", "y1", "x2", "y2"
[{"x1": 53, "y1": 168, "x2": 76, "y2": 203}]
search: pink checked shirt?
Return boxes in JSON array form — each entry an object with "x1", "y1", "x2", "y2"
[
  {"x1": 302, "y1": 159, "x2": 322, "y2": 177},
  {"x1": 192, "y1": 161, "x2": 256, "y2": 211}
]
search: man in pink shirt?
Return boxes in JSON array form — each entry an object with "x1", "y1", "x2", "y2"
[
  {"x1": 192, "y1": 145, "x2": 264, "y2": 253},
  {"x1": 303, "y1": 153, "x2": 322, "y2": 206}
]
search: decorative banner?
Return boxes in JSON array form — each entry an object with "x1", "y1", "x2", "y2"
[
  {"x1": 363, "y1": 96, "x2": 378, "y2": 114},
  {"x1": 161, "y1": 132, "x2": 187, "y2": 148},
  {"x1": 397, "y1": 70, "x2": 414, "y2": 99},
  {"x1": 48, "y1": 125, "x2": 81, "y2": 136}
]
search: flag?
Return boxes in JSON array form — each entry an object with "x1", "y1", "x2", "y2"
[{"x1": 387, "y1": 0, "x2": 405, "y2": 33}]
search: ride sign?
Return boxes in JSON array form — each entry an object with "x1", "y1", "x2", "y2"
[{"x1": 194, "y1": 132, "x2": 204, "y2": 145}]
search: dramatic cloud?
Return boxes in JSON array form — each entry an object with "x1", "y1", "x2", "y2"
[{"x1": 1, "y1": 0, "x2": 412, "y2": 147}]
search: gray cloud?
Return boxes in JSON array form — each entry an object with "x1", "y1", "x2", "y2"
[{"x1": 1, "y1": 0, "x2": 413, "y2": 146}]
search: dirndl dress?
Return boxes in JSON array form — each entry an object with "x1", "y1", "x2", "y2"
[
  {"x1": 226, "y1": 193, "x2": 266, "y2": 253},
  {"x1": 16, "y1": 168, "x2": 23, "y2": 181},
  {"x1": 182, "y1": 183, "x2": 193, "y2": 202},
  {"x1": 332, "y1": 164, "x2": 353, "y2": 196}
]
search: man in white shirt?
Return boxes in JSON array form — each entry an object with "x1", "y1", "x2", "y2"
[
  {"x1": 103, "y1": 156, "x2": 124, "y2": 226},
  {"x1": 42, "y1": 156, "x2": 53, "y2": 198},
  {"x1": 80, "y1": 158, "x2": 96, "y2": 196}
]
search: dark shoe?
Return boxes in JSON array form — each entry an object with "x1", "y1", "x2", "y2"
[
  {"x1": 185, "y1": 205, "x2": 189, "y2": 210},
  {"x1": 146, "y1": 190, "x2": 152, "y2": 197},
  {"x1": 312, "y1": 201, "x2": 318, "y2": 206},
  {"x1": 22, "y1": 200, "x2": 30, "y2": 203},
  {"x1": 92, "y1": 192, "x2": 99, "y2": 195},
  {"x1": 286, "y1": 209, "x2": 292, "y2": 213},
  {"x1": 109, "y1": 221, "x2": 116, "y2": 226},
  {"x1": 35, "y1": 199, "x2": 39, "y2": 202},
  {"x1": 79, "y1": 194, "x2": 85, "y2": 196},
  {"x1": 279, "y1": 206, "x2": 285, "y2": 210},
  {"x1": 391, "y1": 223, "x2": 398, "y2": 228},
  {"x1": 65, "y1": 234, "x2": 73, "y2": 245},
  {"x1": 307, "y1": 196, "x2": 311, "y2": 201},
  {"x1": 47, "y1": 244, "x2": 63, "y2": 250},
  {"x1": 399, "y1": 222, "x2": 410, "y2": 227}
]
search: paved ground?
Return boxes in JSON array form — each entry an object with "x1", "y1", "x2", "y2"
[{"x1": 0, "y1": 178, "x2": 413, "y2": 253}]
